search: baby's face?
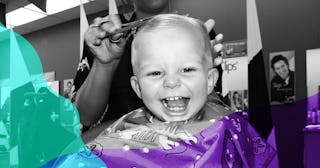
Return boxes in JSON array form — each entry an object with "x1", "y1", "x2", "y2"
[{"x1": 131, "y1": 27, "x2": 216, "y2": 122}]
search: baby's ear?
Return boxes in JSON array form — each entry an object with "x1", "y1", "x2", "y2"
[
  {"x1": 130, "y1": 76, "x2": 142, "y2": 99},
  {"x1": 207, "y1": 68, "x2": 219, "y2": 94}
]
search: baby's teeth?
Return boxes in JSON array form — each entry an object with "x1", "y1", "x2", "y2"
[
  {"x1": 167, "y1": 106, "x2": 184, "y2": 111},
  {"x1": 166, "y1": 97, "x2": 181, "y2": 101}
]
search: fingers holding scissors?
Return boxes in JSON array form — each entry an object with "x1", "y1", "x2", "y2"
[
  {"x1": 88, "y1": 15, "x2": 124, "y2": 46},
  {"x1": 84, "y1": 14, "x2": 127, "y2": 63}
]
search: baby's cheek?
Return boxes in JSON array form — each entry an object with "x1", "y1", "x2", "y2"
[{"x1": 191, "y1": 78, "x2": 208, "y2": 92}]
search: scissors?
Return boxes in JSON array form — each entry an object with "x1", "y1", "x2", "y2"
[{"x1": 92, "y1": 16, "x2": 153, "y2": 43}]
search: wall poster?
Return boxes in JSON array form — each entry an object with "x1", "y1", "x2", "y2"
[
  {"x1": 221, "y1": 39, "x2": 248, "y2": 118},
  {"x1": 269, "y1": 50, "x2": 295, "y2": 104},
  {"x1": 62, "y1": 78, "x2": 74, "y2": 101}
]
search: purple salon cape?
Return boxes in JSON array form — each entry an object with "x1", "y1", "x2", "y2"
[{"x1": 51, "y1": 100, "x2": 275, "y2": 168}]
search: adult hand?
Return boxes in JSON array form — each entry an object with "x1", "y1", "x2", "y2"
[
  {"x1": 204, "y1": 19, "x2": 224, "y2": 66},
  {"x1": 84, "y1": 14, "x2": 127, "y2": 64}
]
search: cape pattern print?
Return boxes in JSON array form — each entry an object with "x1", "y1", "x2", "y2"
[{"x1": 51, "y1": 101, "x2": 275, "y2": 168}]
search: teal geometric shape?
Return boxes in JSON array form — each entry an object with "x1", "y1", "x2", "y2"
[{"x1": 0, "y1": 23, "x2": 106, "y2": 167}]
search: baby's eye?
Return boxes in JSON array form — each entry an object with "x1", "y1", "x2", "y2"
[
  {"x1": 147, "y1": 71, "x2": 162, "y2": 77},
  {"x1": 182, "y1": 67, "x2": 196, "y2": 73}
]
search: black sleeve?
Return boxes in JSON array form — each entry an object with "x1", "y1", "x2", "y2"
[{"x1": 73, "y1": 43, "x2": 94, "y2": 92}]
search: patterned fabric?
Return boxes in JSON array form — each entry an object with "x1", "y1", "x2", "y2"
[
  {"x1": 80, "y1": 101, "x2": 274, "y2": 167},
  {"x1": 49, "y1": 98, "x2": 275, "y2": 167},
  {"x1": 88, "y1": 98, "x2": 232, "y2": 149}
]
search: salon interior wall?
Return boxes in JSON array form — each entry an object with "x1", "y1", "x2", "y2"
[{"x1": 20, "y1": 0, "x2": 320, "y2": 167}]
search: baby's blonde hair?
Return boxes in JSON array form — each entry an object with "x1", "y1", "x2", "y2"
[{"x1": 131, "y1": 14, "x2": 213, "y2": 75}]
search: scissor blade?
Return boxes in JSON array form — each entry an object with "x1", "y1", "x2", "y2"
[{"x1": 112, "y1": 16, "x2": 153, "y2": 34}]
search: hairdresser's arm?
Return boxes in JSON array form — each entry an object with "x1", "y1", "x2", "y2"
[{"x1": 75, "y1": 15, "x2": 126, "y2": 126}]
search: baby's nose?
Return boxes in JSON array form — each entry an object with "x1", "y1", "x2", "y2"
[{"x1": 163, "y1": 75, "x2": 181, "y2": 89}]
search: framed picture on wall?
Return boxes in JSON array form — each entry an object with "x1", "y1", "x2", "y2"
[
  {"x1": 44, "y1": 71, "x2": 55, "y2": 82},
  {"x1": 230, "y1": 90, "x2": 244, "y2": 112},
  {"x1": 243, "y1": 89, "x2": 248, "y2": 111},
  {"x1": 223, "y1": 39, "x2": 247, "y2": 58},
  {"x1": 229, "y1": 90, "x2": 249, "y2": 112},
  {"x1": 269, "y1": 50, "x2": 295, "y2": 104},
  {"x1": 63, "y1": 79, "x2": 74, "y2": 100},
  {"x1": 46, "y1": 81, "x2": 59, "y2": 94}
]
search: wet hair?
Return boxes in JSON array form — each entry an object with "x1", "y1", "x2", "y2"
[
  {"x1": 271, "y1": 54, "x2": 289, "y2": 70},
  {"x1": 131, "y1": 14, "x2": 213, "y2": 75}
]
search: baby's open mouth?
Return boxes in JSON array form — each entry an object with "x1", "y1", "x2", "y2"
[{"x1": 161, "y1": 96, "x2": 190, "y2": 112}]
